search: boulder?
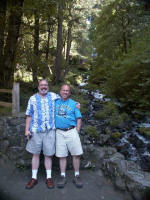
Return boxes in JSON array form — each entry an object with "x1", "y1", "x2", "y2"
[
  {"x1": 98, "y1": 134, "x2": 110, "y2": 145},
  {"x1": 102, "y1": 152, "x2": 150, "y2": 200}
]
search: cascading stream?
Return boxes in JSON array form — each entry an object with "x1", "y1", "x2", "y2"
[{"x1": 79, "y1": 80, "x2": 150, "y2": 171}]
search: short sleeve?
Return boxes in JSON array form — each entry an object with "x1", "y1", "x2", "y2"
[
  {"x1": 50, "y1": 92, "x2": 60, "y2": 101},
  {"x1": 75, "y1": 106, "x2": 82, "y2": 119},
  {"x1": 26, "y1": 98, "x2": 33, "y2": 116}
]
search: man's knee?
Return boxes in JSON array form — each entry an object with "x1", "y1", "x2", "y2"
[
  {"x1": 44, "y1": 155, "x2": 52, "y2": 159},
  {"x1": 33, "y1": 154, "x2": 40, "y2": 158},
  {"x1": 59, "y1": 157, "x2": 67, "y2": 161},
  {"x1": 72, "y1": 155, "x2": 80, "y2": 159}
]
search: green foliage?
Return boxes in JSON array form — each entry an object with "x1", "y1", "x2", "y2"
[
  {"x1": 14, "y1": 0, "x2": 100, "y2": 84},
  {"x1": 95, "y1": 102, "x2": 117, "y2": 119},
  {"x1": 84, "y1": 125, "x2": 99, "y2": 139},
  {"x1": 89, "y1": 0, "x2": 150, "y2": 112},
  {"x1": 0, "y1": 106, "x2": 11, "y2": 117},
  {"x1": 71, "y1": 87, "x2": 90, "y2": 114},
  {"x1": 102, "y1": 27, "x2": 150, "y2": 110},
  {"x1": 138, "y1": 127, "x2": 150, "y2": 137},
  {"x1": 95, "y1": 102, "x2": 129, "y2": 127}
]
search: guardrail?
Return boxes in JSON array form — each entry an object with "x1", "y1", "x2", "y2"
[{"x1": 0, "y1": 82, "x2": 20, "y2": 116}]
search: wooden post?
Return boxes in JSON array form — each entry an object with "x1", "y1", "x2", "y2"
[{"x1": 12, "y1": 82, "x2": 20, "y2": 116}]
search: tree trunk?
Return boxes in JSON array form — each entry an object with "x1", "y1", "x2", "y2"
[
  {"x1": 122, "y1": 31, "x2": 127, "y2": 54},
  {"x1": 43, "y1": 17, "x2": 51, "y2": 79},
  {"x1": 0, "y1": 0, "x2": 7, "y2": 87},
  {"x1": 2, "y1": 0, "x2": 24, "y2": 88},
  {"x1": 45, "y1": 19, "x2": 51, "y2": 63},
  {"x1": 127, "y1": 18, "x2": 132, "y2": 49},
  {"x1": 64, "y1": 21, "x2": 72, "y2": 77},
  {"x1": 54, "y1": 1, "x2": 63, "y2": 84},
  {"x1": 32, "y1": 10, "x2": 39, "y2": 89},
  {"x1": 0, "y1": 0, "x2": 7, "y2": 59},
  {"x1": 128, "y1": 38, "x2": 132, "y2": 48},
  {"x1": 121, "y1": 17, "x2": 127, "y2": 54}
]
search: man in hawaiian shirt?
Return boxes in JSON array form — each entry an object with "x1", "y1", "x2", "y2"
[{"x1": 25, "y1": 79, "x2": 59, "y2": 189}]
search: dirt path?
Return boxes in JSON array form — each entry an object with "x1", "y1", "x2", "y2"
[{"x1": 0, "y1": 158, "x2": 132, "y2": 200}]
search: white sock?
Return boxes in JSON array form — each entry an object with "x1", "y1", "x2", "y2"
[
  {"x1": 75, "y1": 171, "x2": 79, "y2": 177},
  {"x1": 46, "y1": 170, "x2": 52, "y2": 179},
  {"x1": 32, "y1": 169, "x2": 38, "y2": 179},
  {"x1": 61, "y1": 172, "x2": 66, "y2": 177}
]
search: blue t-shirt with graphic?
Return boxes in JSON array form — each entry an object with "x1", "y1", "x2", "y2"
[{"x1": 55, "y1": 98, "x2": 82, "y2": 129}]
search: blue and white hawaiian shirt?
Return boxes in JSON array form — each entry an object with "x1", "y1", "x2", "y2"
[{"x1": 26, "y1": 92, "x2": 60, "y2": 133}]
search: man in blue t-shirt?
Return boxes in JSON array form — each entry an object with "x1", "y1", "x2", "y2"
[{"x1": 55, "y1": 84, "x2": 83, "y2": 189}]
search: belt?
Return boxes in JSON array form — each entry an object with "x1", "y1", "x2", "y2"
[{"x1": 57, "y1": 126, "x2": 75, "y2": 131}]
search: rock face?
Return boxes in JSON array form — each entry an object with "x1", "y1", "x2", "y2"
[
  {"x1": 81, "y1": 144, "x2": 150, "y2": 200},
  {"x1": 102, "y1": 152, "x2": 150, "y2": 200}
]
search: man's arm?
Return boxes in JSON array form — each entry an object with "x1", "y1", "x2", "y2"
[
  {"x1": 76, "y1": 118, "x2": 82, "y2": 132},
  {"x1": 25, "y1": 116, "x2": 32, "y2": 138}
]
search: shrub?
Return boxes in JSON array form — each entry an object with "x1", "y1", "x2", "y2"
[
  {"x1": 95, "y1": 101, "x2": 129, "y2": 128},
  {"x1": 84, "y1": 125, "x2": 99, "y2": 139}
]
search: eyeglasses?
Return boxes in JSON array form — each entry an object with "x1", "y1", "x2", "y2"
[{"x1": 39, "y1": 84, "x2": 48, "y2": 86}]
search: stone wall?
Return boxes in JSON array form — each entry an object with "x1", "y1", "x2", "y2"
[
  {"x1": 0, "y1": 114, "x2": 81, "y2": 169},
  {"x1": 0, "y1": 114, "x2": 31, "y2": 167}
]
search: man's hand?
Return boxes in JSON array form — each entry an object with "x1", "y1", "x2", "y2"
[
  {"x1": 25, "y1": 131, "x2": 32, "y2": 140},
  {"x1": 25, "y1": 116, "x2": 32, "y2": 140},
  {"x1": 76, "y1": 102, "x2": 80, "y2": 110}
]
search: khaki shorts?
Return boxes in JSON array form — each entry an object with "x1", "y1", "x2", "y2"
[
  {"x1": 56, "y1": 127, "x2": 83, "y2": 157},
  {"x1": 26, "y1": 130, "x2": 55, "y2": 156}
]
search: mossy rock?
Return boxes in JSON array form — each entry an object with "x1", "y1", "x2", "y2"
[
  {"x1": 105, "y1": 127, "x2": 112, "y2": 135},
  {"x1": 84, "y1": 125, "x2": 99, "y2": 139},
  {"x1": 138, "y1": 127, "x2": 150, "y2": 137},
  {"x1": 109, "y1": 116, "x2": 123, "y2": 127},
  {"x1": 95, "y1": 110, "x2": 106, "y2": 120},
  {"x1": 111, "y1": 132, "x2": 122, "y2": 139},
  {"x1": 121, "y1": 112, "x2": 130, "y2": 121}
]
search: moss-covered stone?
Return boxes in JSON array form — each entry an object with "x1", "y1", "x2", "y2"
[
  {"x1": 111, "y1": 132, "x2": 122, "y2": 139},
  {"x1": 84, "y1": 125, "x2": 99, "y2": 139},
  {"x1": 105, "y1": 127, "x2": 111, "y2": 135},
  {"x1": 95, "y1": 110, "x2": 105, "y2": 120},
  {"x1": 138, "y1": 127, "x2": 150, "y2": 137}
]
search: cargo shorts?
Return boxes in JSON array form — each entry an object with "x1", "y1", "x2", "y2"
[
  {"x1": 56, "y1": 127, "x2": 83, "y2": 157},
  {"x1": 26, "y1": 130, "x2": 55, "y2": 156}
]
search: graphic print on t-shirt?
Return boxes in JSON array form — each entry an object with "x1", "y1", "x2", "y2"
[{"x1": 58, "y1": 105, "x2": 67, "y2": 118}]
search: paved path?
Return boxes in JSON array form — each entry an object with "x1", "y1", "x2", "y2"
[{"x1": 0, "y1": 158, "x2": 132, "y2": 200}]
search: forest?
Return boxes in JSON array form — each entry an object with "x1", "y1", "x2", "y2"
[
  {"x1": 1, "y1": 1, "x2": 150, "y2": 199},
  {"x1": 0, "y1": 0, "x2": 150, "y2": 113}
]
